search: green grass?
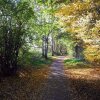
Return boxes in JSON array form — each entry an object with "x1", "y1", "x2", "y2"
[
  {"x1": 64, "y1": 58, "x2": 83, "y2": 64},
  {"x1": 64, "y1": 58, "x2": 92, "y2": 69},
  {"x1": 18, "y1": 51, "x2": 53, "y2": 69},
  {"x1": 31, "y1": 57, "x2": 53, "y2": 68},
  {"x1": 64, "y1": 58, "x2": 89, "y2": 68}
]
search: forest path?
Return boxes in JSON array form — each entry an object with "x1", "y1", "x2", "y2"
[{"x1": 39, "y1": 56, "x2": 71, "y2": 100}]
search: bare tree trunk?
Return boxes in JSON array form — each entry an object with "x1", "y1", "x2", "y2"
[
  {"x1": 44, "y1": 36, "x2": 48, "y2": 59},
  {"x1": 51, "y1": 35, "x2": 55, "y2": 56},
  {"x1": 75, "y1": 45, "x2": 84, "y2": 60},
  {"x1": 42, "y1": 35, "x2": 48, "y2": 59},
  {"x1": 42, "y1": 36, "x2": 45, "y2": 57}
]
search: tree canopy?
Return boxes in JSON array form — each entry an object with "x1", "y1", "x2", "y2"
[{"x1": 0, "y1": 0, "x2": 100, "y2": 75}]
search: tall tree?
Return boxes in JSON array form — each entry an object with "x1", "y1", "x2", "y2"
[
  {"x1": 55, "y1": 0, "x2": 100, "y2": 62},
  {"x1": 0, "y1": 0, "x2": 34, "y2": 75}
]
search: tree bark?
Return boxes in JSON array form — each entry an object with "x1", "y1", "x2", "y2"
[
  {"x1": 42, "y1": 36, "x2": 45, "y2": 57},
  {"x1": 44, "y1": 36, "x2": 48, "y2": 59},
  {"x1": 42, "y1": 35, "x2": 48, "y2": 59},
  {"x1": 75, "y1": 45, "x2": 84, "y2": 60},
  {"x1": 51, "y1": 35, "x2": 55, "y2": 56}
]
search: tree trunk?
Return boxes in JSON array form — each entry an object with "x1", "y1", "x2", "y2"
[
  {"x1": 51, "y1": 35, "x2": 55, "y2": 56},
  {"x1": 42, "y1": 35, "x2": 48, "y2": 59},
  {"x1": 44, "y1": 36, "x2": 48, "y2": 59},
  {"x1": 42, "y1": 36, "x2": 45, "y2": 57},
  {"x1": 75, "y1": 45, "x2": 84, "y2": 60}
]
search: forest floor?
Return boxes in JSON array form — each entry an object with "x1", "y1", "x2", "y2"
[
  {"x1": 0, "y1": 63, "x2": 51, "y2": 100},
  {"x1": 64, "y1": 57, "x2": 100, "y2": 100},
  {"x1": 0, "y1": 56, "x2": 100, "y2": 100}
]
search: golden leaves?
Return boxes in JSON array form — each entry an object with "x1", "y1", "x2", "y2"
[
  {"x1": 64, "y1": 63, "x2": 100, "y2": 100},
  {"x1": 55, "y1": 0, "x2": 100, "y2": 64},
  {"x1": 0, "y1": 66, "x2": 50, "y2": 100},
  {"x1": 84, "y1": 45, "x2": 100, "y2": 64},
  {"x1": 56, "y1": 2, "x2": 90, "y2": 16}
]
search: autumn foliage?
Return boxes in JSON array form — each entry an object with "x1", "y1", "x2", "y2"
[{"x1": 56, "y1": 0, "x2": 100, "y2": 64}]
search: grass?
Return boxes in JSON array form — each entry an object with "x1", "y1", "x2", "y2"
[
  {"x1": 64, "y1": 58, "x2": 91, "y2": 69},
  {"x1": 18, "y1": 51, "x2": 53, "y2": 69},
  {"x1": 31, "y1": 57, "x2": 53, "y2": 68},
  {"x1": 64, "y1": 58, "x2": 84, "y2": 66}
]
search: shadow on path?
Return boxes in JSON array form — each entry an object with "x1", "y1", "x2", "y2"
[{"x1": 39, "y1": 56, "x2": 71, "y2": 100}]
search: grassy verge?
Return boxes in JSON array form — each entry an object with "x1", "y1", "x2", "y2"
[
  {"x1": 31, "y1": 57, "x2": 53, "y2": 69},
  {"x1": 18, "y1": 51, "x2": 53, "y2": 69},
  {"x1": 64, "y1": 58, "x2": 90, "y2": 69}
]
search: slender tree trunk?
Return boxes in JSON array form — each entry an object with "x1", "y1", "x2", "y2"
[
  {"x1": 42, "y1": 35, "x2": 48, "y2": 59},
  {"x1": 42, "y1": 36, "x2": 45, "y2": 57},
  {"x1": 51, "y1": 35, "x2": 55, "y2": 56},
  {"x1": 44, "y1": 36, "x2": 48, "y2": 59}
]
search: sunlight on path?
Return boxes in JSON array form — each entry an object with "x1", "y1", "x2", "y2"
[{"x1": 39, "y1": 56, "x2": 71, "y2": 100}]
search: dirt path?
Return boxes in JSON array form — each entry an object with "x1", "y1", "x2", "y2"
[{"x1": 39, "y1": 56, "x2": 71, "y2": 100}]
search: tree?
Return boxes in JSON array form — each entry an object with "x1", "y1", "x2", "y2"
[
  {"x1": 0, "y1": 0, "x2": 34, "y2": 75},
  {"x1": 33, "y1": 0, "x2": 58, "y2": 59},
  {"x1": 55, "y1": 0, "x2": 100, "y2": 62}
]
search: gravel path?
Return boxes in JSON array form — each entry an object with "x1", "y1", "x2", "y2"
[{"x1": 39, "y1": 56, "x2": 71, "y2": 100}]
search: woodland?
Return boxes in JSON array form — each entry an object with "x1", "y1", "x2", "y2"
[{"x1": 0, "y1": 0, "x2": 100, "y2": 100}]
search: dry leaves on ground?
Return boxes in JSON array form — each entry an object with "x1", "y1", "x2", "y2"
[
  {"x1": 64, "y1": 66, "x2": 100, "y2": 100},
  {"x1": 0, "y1": 66, "x2": 50, "y2": 100}
]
